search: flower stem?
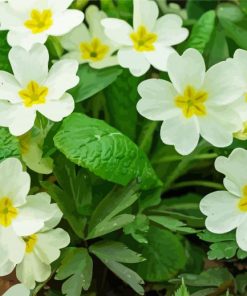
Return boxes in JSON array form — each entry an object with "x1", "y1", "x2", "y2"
[{"x1": 170, "y1": 180, "x2": 224, "y2": 190}]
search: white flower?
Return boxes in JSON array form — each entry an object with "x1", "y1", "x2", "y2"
[
  {"x1": 0, "y1": 158, "x2": 58, "y2": 273},
  {"x1": 16, "y1": 205, "x2": 70, "y2": 289},
  {"x1": 0, "y1": 44, "x2": 79, "y2": 136},
  {"x1": 200, "y1": 148, "x2": 247, "y2": 251},
  {"x1": 19, "y1": 129, "x2": 53, "y2": 175},
  {"x1": 3, "y1": 284, "x2": 30, "y2": 296},
  {"x1": 0, "y1": 0, "x2": 84, "y2": 50},
  {"x1": 60, "y1": 5, "x2": 119, "y2": 69},
  {"x1": 101, "y1": 0, "x2": 188, "y2": 76},
  {"x1": 137, "y1": 48, "x2": 243, "y2": 155}
]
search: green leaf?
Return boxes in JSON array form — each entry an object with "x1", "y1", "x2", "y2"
[
  {"x1": 54, "y1": 113, "x2": 162, "y2": 189},
  {"x1": 237, "y1": 248, "x2": 247, "y2": 259},
  {"x1": 183, "y1": 10, "x2": 216, "y2": 53},
  {"x1": 100, "y1": 0, "x2": 133, "y2": 22},
  {"x1": 105, "y1": 69, "x2": 142, "y2": 140},
  {"x1": 186, "y1": 0, "x2": 217, "y2": 19},
  {"x1": 174, "y1": 279, "x2": 190, "y2": 296},
  {"x1": 41, "y1": 155, "x2": 91, "y2": 238},
  {"x1": 70, "y1": 64, "x2": 122, "y2": 102},
  {"x1": 124, "y1": 214, "x2": 149, "y2": 244},
  {"x1": 55, "y1": 248, "x2": 93, "y2": 296},
  {"x1": 179, "y1": 267, "x2": 233, "y2": 287},
  {"x1": 198, "y1": 230, "x2": 235, "y2": 242},
  {"x1": 149, "y1": 215, "x2": 197, "y2": 234},
  {"x1": 87, "y1": 182, "x2": 139, "y2": 239},
  {"x1": 207, "y1": 241, "x2": 238, "y2": 260},
  {"x1": 0, "y1": 31, "x2": 11, "y2": 72},
  {"x1": 0, "y1": 127, "x2": 20, "y2": 160},
  {"x1": 218, "y1": 4, "x2": 247, "y2": 50},
  {"x1": 132, "y1": 226, "x2": 187, "y2": 282},
  {"x1": 236, "y1": 272, "x2": 247, "y2": 294},
  {"x1": 89, "y1": 240, "x2": 144, "y2": 263}
]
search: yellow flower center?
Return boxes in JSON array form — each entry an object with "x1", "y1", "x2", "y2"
[
  {"x1": 24, "y1": 9, "x2": 53, "y2": 34},
  {"x1": 0, "y1": 197, "x2": 18, "y2": 227},
  {"x1": 19, "y1": 81, "x2": 48, "y2": 108},
  {"x1": 175, "y1": 85, "x2": 208, "y2": 118},
  {"x1": 238, "y1": 185, "x2": 247, "y2": 211},
  {"x1": 80, "y1": 38, "x2": 109, "y2": 62},
  {"x1": 130, "y1": 26, "x2": 157, "y2": 52},
  {"x1": 24, "y1": 234, "x2": 38, "y2": 253}
]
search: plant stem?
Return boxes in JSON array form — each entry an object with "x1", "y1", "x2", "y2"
[
  {"x1": 152, "y1": 152, "x2": 218, "y2": 164},
  {"x1": 170, "y1": 180, "x2": 224, "y2": 190}
]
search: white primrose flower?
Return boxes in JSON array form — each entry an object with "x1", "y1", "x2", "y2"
[
  {"x1": 0, "y1": 44, "x2": 79, "y2": 136},
  {"x1": 0, "y1": 158, "x2": 58, "y2": 274},
  {"x1": 200, "y1": 148, "x2": 247, "y2": 251},
  {"x1": 3, "y1": 284, "x2": 30, "y2": 296},
  {"x1": 0, "y1": 0, "x2": 84, "y2": 50},
  {"x1": 137, "y1": 48, "x2": 243, "y2": 155},
  {"x1": 60, "y1": 5, "x2": 119, "y2": 69},
  {"x1": 101, "y1": 0, "x2": 188, "y2": 76},
  {"x1": 16, "y1": 205, "x2": 70, "y2": 289}
]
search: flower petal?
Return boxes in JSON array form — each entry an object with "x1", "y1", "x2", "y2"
[
  {"x1": 154, "y1": 14, "x2": 188, "y2": 46},
  {"x1": 167, "y1": 48, "x2": 205, "y2": 93},
  {"x1": 236, "y1": 218, "x2": 247, "y2": 251},
  {"x1": 0, "y1": 158, "x2": 30, "y2": 206},
  {"x1": 200, "y1": 191, "x2": 244, "y2": 233},
  {"x1": 48, "y1": 0, "x2": 73, "y2": 12},
  {"x1": 3, "y1": 284, "x2": 30, "y2": 296},
  {"x1": 137, "y1": 78, "x2": 179, "y2": 120},
  {"x1": 90, "y1": 56, "x2": 118, "y2": 69},
  {"x1": 160, "y1": 115, "x2": 200, "y2": 155},
  {"x1": 9, "y1": 44, "x2": 49, "y2": 87},
  {"x1": 118, "y1": 48, "x2": 150, "y2": 77},
  {"x1": 133, "y1": 0, "x2": 158, "y2": 31},
  {"x1": 37, "y1": 93, "x2": 74, "y2": 121},
  {"x1": 45, "y1": 60, "x2": 79, "y2": 100},
  {"x1": 101, "y1": 18, "x2": 133, "y2": 46},
  {"x1": 0, "y1": 71, "x2": 21, "y2": 103}
]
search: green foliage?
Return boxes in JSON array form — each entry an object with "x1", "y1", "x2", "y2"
[
  {"x1": 0, "y1": 127, "x2": 20, "y2": 160},
  {"x1": 174, "y1": 280, "x2": 190, "y2": 296},
  {"x1": 55, "y1": 248, "x2": 93, "y2": 296},
  {"x1": 70, "y1": 64, "x2": 122, "y2": 102},
  {"x1": 100, "y1": 0, "x2": 133, "y2": 22},
  {"x1": 54, "y1": 113, "x2": 162, "y2": 189},
  {"x1": 0, "y1": 31, "x2": 11, "y2": 72}
]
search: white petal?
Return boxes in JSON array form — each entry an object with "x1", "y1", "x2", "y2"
[
  {"x1": 215, "y1": 148, "x2": 247, "y2": 193},
  {"x1": 34, "y1": 229, "x2": 70, "y2": 264},
  {"x1": 198, "y1": 107, "x2": 242, "y2": 148},
  {"x1": 118, "y1": 48, "x2": 150, "y2": 77},
  {"x1": 37, "y1": 93, "x2": 74, "y2": 121},
  {"x1": 236, "y1": 218, "x2": 247, "y2": 251},
  {"x1": 160, "y1": 115, "x2": 200, "y2": 155},
  {"x1": 48, "y1": 0, "x2": 73, "y2": 12},
  {"x1": 3, "y1": 284, "x2": 30, "y2": 296},
  {"x1": 60, "y1": 23, "x2": 91, "y2": 52},
  {"x1": 0, "y1": 158, "x2": 30, "y2": 206},
  {"x1": 9, "y1": 44, "x2": 49, "y2": 87},
  {"x1": 0, "y1": 71, "x2": 21, "y2": 103},
  {"x1": 45, "y1": 60, "x2": 79, "y2": 100},
  {"x1": 144, "y1": 43, "x2": 175, "y2": 71},
  {"x1": 133, "y1": 0, "x2": 158, "y2": 31},
  {"x1": 203, "y1": 60, "x2": 244, "y2": 105},
  {"x1": 90, "y1": 56, "x2": 118, "y2": 69},
  {"x1": 16, "y1": 253, "x2": 51, "y2": 289},
  {"x1": 230, "y1": 49, "x2": 247, "y2": 90},
  {"x1": 101, "y1": 18, "x2": 133, "y2": 46},
  {"x1": 7, "y1": 31, "x2": 48, "y2": 51},
  {"x1": 0, "y1": 3, "x2": 26, "y2": 30},
  {"x1": 86, "y1": 5, "x2": 107, "y2": 38},
  {"x1": 137, "y1": 78, "x2": 179, "y2": 120},
  {"x1": 42, "y1": 204, "x2": 63, "y2": 231},
  {"x1": 13, "y1": 192, "x2": 56, "y2": 236},
  {"x1": 200, "y1": 191, "x2": 244, "y2": 233},
  {"x1": 0, "y1": 227, "x2": 25, "y2": 263},
  {"x1": 154, "y1": 14, "x2": 188, "y2": 46},
  {"x1": 48, "y1": 10, "x2": 84, "y2": 36},
  {"x1": 0, "y1": 249, "x2": 15, "y2": 276},
  {"x1": 167, "y1": 48, "x2": 205, "y2": 93}
]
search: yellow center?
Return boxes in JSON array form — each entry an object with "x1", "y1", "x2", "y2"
[
  {"x1": 130, "y1": 26, "x2": 157, "y2": 52},
  {"x1": 24, "y1": 9, "x2": 53, "y2": 34},
  {"x1": 175, "y1": 85, "x2": 208, "y2": 118},
  {"x1": 0, "y1": 197, "x2": 18, "y2": 227},
  {"x1": 80, "y1": 38, "x2": 109, "y2": 62},
  {"x1": 24, "y1": 234, "x2": 38, "y2": 253},
  {"x1": 19, "y1": 81, "x2": 48, "y2": 108},
  {"x1": 238, "y1": 185, "x2": 247, "y2": 211}
]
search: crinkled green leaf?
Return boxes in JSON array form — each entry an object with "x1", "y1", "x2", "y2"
[
  {"x1": 0, "y1": 127, "x2": 20, "y2": 160},
  {"x1": 54, "y1": 113, "x2": 162, "y2": 189},
  {"x1": 55, "y1": 248, "x2": 93, "y2": 296},
  {"x1": 207, "y1": 241, "x2": 238, "y2": 260}
]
